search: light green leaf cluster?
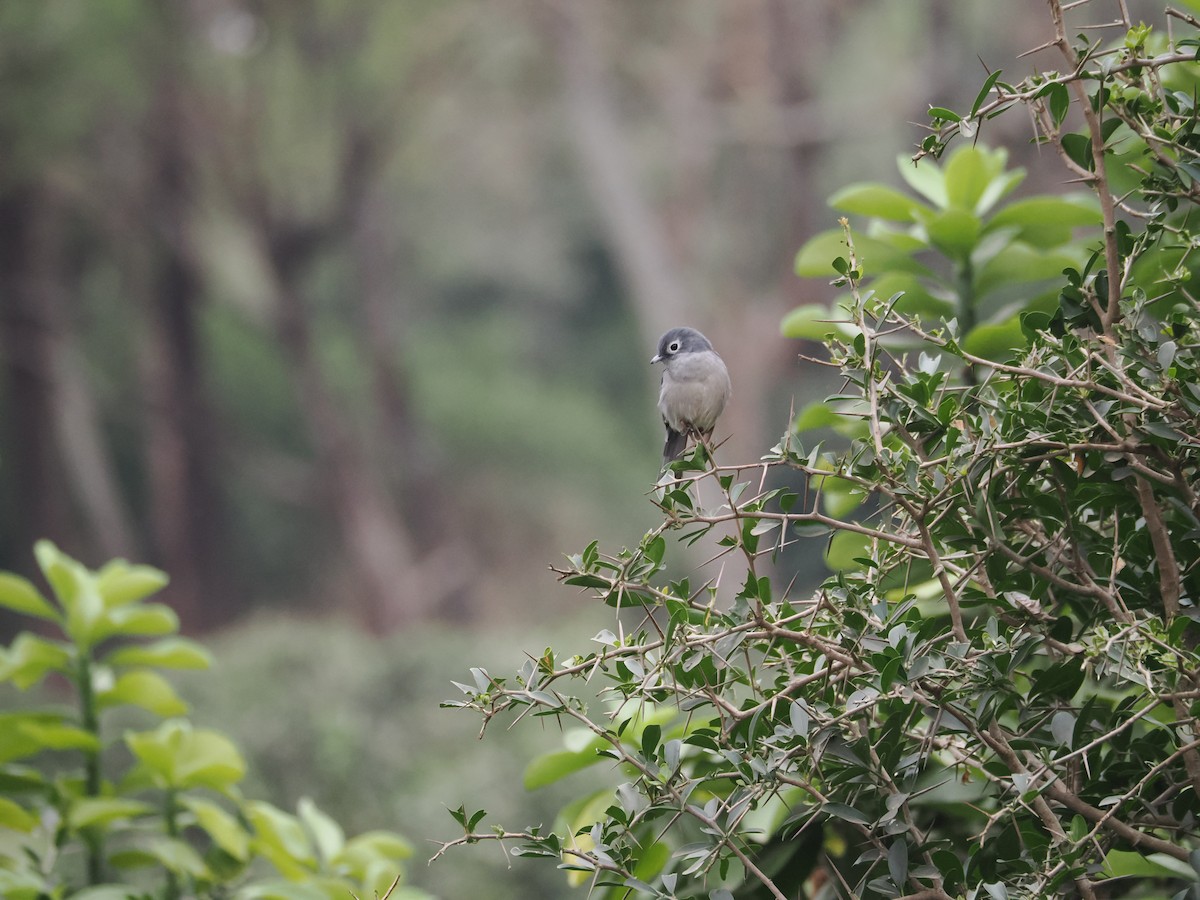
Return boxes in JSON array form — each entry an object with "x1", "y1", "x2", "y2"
[
  {"x1": 789, "y1": 145, "x2": 1101, "y2": 364},
  {"x1": 0, "y1": 542, "x2": 429, "y2": 900}
]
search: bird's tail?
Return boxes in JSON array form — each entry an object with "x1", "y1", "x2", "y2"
[{"x1": 662, "y1": 426, "x2": 687, "y2": 465}]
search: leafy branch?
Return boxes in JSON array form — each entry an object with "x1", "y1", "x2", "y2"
[{"x1": 441, "y1": 2, "x2": 1200, "y2": 897}]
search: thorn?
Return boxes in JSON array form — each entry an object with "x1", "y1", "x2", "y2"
[{"x1": 1018, "y1": 39, "x2": 1058, "y2": 59}]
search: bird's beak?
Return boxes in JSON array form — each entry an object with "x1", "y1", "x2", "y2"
[{"x1": 650, "y1": 354, "x2": 662, "y2": 365}]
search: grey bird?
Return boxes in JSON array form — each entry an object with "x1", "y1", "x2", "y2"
[{"x1": 651, "y1": 326, "x2": 732, "y2": 468}]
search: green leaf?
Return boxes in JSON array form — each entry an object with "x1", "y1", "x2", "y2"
[
  {"x1": 643, "y1": 535, "x2": 666, "y2": 567},
  {"x1": 298, "y1": 796, "x2": 345, "y2": 863},
  {"x1": 33, "y1": 540, "x2": 83, "y2": 608},
  {"x1": 0, "y1": 712, "x2": 84, "y2": 763},
  {"x1": 35, "y1": 542, "x2": 104, "y2": 649},
  {"x1": 0, "y1": 868, "x2": 51, "y2": 899},
  {"x1": 563, "y1": 574, "x2": 612, "y2": 590},
  {"x1": 824, "y1": 802, "x2": 873, "y2": 825},
  {"x1": 870, "y1": 272, "x2": 955, "y2": 318},
  {"x1": 927, "y1": 106, "x2": 961, "y2": 123},
  {"x1": 0, "y1": 573, "x2": 59, "y2": 621},
  {"x1": 230, "y1": 880, "x2": 330, "y2": 900},
  {"x1": 975, "y1": 244, "x2": 1081, "y2": 298},
  {"x1": 1029, "y1": 660, "x2": 1084, "y2": 702},
  {"x1": 1101, "y1": 850, "x2": 1199, "y2": 880},
  {"x1": 69, "y1": 888, "x2": 144, "y2": 900},
  {"x1": 962, "y1": 317, "x2": 1026, "y2": 362},
  {"x1": 824, "y1": 531, "x2": 871, "y2": 572},
  {"x1": 332, "y1": 830, "x2": 415, "y2": 879},
  {"x1": 866, "y1": 223, "x2": 929, "y2": 253},
  {"x1": 0, "y1": 633, "x2": 72, "y2": 689},
  {"x1": 632, "y1": 840, "x2": 670, "y2": 882},
  {"x1": 922, "y1": 207, "x2": 982, "y2": 261},
  {"x1": 182, "y1": 796, "x2": 251, "y2": 861},
  {"x1": 103, "y1": 637, "x2": 212, "y2": 671},
  {"x1": 126, "y1": 720, "x2": 246, "y2": 790},
  {"x1": 987, "y1": 195, "x2": 1101, "y2": 245},
  {"x1": 1048, "y1": 82, "x2": 1070, "y2": 126},
  {"x1": 795, "y1": 228, "x2": 931, "y2": 278},
  {"x1": 246, "y1": 800, "x2": 318, "y2": 877},
  {"x1": 0, "y1": 797, "x2": 38, "y2": 832},
  {"x1": 971, "y1": 70, "x2": 1003, "y2": 117},
  {"x1": 829, "y1": 183, "x2": 927, "y2": 222},
  {"x1": 145, "y1": 835, "x2": 210, "y2": 878},
  {"x1": 92, "y1": 604, "x2": 179, "y2": 643},
  {"x1": 67, "y1": 797, "x2": 152, "y2": 830},
  {"x1": 794, "y1": 401, "x2": 843, "y2": 433},
  {"x1": 95, "y1": 560, "x2": 169, "y2": 608},
  {"x1": 897, "y1": 154, "x2": 948, "y2": 208},
  {"x1": 780, "y1": 304, "x2": 850, "y2": 341},
  {"x1": 943, "y1": 145, "x2": 1006, "y2": 211},
  {"x1": 820, "y1": 475, "x2": 865, "y2": 519},
  {"x1": 1061, "y1": 132, "x2": 1092, "y2": 170},
  {"x1": 888, "y1": 839, "x2": 909, "y2": 887},
  {"x1": 97, "y1": 670, "x2": 189, "y2": 716},
  {"x1": 975, "y1": 167, "x2": 1026, "y2": 215},
  {"x1": 524, "y1": 748, "x2": 604, "y2": 790},
  {"x1": 641, "y1": 723, "x2": 661, "y2": 758}
]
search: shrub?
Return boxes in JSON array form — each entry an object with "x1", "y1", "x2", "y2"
[
  {"x1": 439, "y1": 3, "x2": 1200, "y2": 897},
  {"x1": 0, "y1": 541, "x2": 429, "y2": 900}
]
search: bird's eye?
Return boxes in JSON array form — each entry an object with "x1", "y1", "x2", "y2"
[{"x1": 668, "y1": 341, "x2": 680, "y2": 353}]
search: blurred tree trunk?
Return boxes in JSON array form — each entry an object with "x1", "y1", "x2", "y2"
[
  {"x1": 545, "y1": 2, "x2": 690, "y2": 340},
  {"x1": 925, "y1": 0, "x2": 962, "y2": 112},
  {"x1": 208, "y1": 5, "x2": 476, "y2": 628},
  {"x1": 40, "y1": 188, "x2": 138, "y2": 563},
  {"x1": 139, "y1": 76, "x2": 231, "y2": 630},
  {"x1": 542, "y1": 0, "x2": 829, "y2": 463},
  {"x1": 352, "y1": 194, "x2": 439, "y2": 525},
  {"x1": 0, "y1": 186, "x2": 137, "y2": 570},
  {"x1": 709, "y1": 0, "x2": 817, "y2": 463},
  {"x1": 349, "y1": 193, "x2": 476, "y2": 620},
  {"x1": 265, "y1": 232, "x2": 431, "y2": 630},
  {"x1": 242, "y1": 123, "x2": 448, "y2": 627},
  {"x1": 0, "y1": 188, "x2": 76, "y2": 565}
]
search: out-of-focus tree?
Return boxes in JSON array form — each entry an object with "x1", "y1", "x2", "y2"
[
  {"x1": 0, "y1": 2, "x2": 152, "y2": 616},
  {"x1": 533, "y1": 0, "x2": 1050, "y2": 462},
  {"x1": 0, "y1": 0, "x2": 1054, "y2": 632},
  {"x1": 191, "y1": 1, "x2": 468, "y2": 628}
]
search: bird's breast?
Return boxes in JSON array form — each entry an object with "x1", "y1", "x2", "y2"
[{"x1": 658, "y1": 353, "x2": 731, "y2": 432}]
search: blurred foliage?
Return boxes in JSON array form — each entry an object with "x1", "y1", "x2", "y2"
[
  {"x1": 788, "y1": 144, "x2": 1101, "y2": 362},
  {"x1": 0, "y1": 0, "x2": 1056, "y2": 627},
  {"x1": 0, "y1": 0, "x2": 660, "y2": 626},
  {"x1": 174, "y1": 612, "x2": 614, "y2": 900},
  {"x1": 0, "y1": 542, "x2": 429, "y2": 900}
]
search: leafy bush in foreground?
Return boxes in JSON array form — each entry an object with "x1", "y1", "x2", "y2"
[{"x1": 0, "y1": 541, "x2": 429, "y2": 900}]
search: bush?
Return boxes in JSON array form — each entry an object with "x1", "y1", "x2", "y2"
[
  {"x1": 0, "y1": 541, "x2": 430, "y2": 900},
  {"x1": 439, "y1": 3, "x2": 1200, "y2": 897}
]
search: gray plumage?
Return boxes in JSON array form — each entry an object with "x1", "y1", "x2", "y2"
[{"x1": 651, "y1": 326, "x2": 731, "y2": 467}]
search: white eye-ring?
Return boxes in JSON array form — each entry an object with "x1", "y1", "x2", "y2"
[{"x1": 668, "y1": 341, "x2": 681, "y2": 353}]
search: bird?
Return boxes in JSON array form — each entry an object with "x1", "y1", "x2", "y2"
[{"x1": 651, "y1": 326, "x2": 732, "y2": 469}]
